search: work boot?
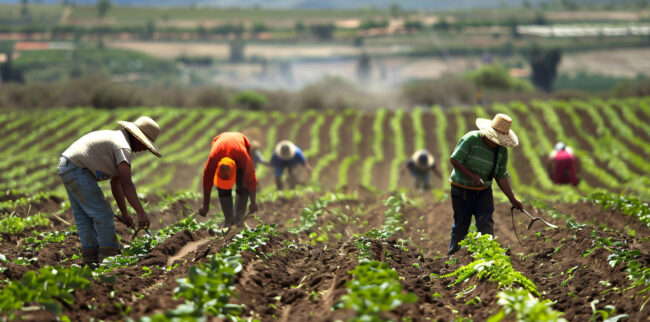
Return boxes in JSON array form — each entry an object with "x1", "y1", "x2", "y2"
[
  {"x1": 275, "y1": 177, "x2": 283, "y2": 190},
  {"x1": 81, "y1": 248, "x2": 99, "y2": 268},
  {"x1": 233, "y1": 193, "x2": 249, "y2": 226},
  {"x1": 98, "y1": 246, "x2": 120, "y2": 263},
  {"x1": 219, "y1": 196, "x2": 234, "y2": 228}
]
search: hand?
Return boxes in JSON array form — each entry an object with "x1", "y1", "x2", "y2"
[
  {"x1": 137, "y1": 212, "x2": 150, "y2": 229},
  {"x1": 248, "y1": 202, "x2": 258, "y2": 215},
  {"x1": 472, "y1": 175, "x2": 484, "y2": 187},
  {"x1": 198, "y1": 206, "x2": 208, "y2": 217},
  {"x1": 115, "y1": 214, "x2": 134, "y2": 228},
  {"x1": 511, "y1": 198, "x2": 523, "y2": 210}
]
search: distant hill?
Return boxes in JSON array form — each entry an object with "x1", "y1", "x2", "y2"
[{"x1": 0, "y1": 0, "x2": 636, "y2": 10}]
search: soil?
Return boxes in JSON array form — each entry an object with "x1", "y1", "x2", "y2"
[{"x1": 0, "y1": 188, "x2": 649, "y2": 321}]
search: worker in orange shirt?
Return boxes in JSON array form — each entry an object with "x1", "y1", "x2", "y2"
[{"x1": 198, "y1": 132, "x2": 258, "y2": 227}]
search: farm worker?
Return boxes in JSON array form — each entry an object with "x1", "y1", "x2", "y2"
[
  {"x1": 270, "y1": 140, "x2": 312, "y2": 190},
  {"x1": 448, "y1": 113, "x2": 523, "y2": 255},
  {"x1": 400, "y1": 149, "x2": 442, "y2": 191},
  {"x1": 57, "y1": 116, "x2": 161, "y2": 267},
  {"x1": 250, "y1": 139, "x2": 270, "y2": 168},
  {"x1": 198, "y1": 132, "x2": 258, "y2": 227},
  {"x1": 242, "y1": 127, "x2": 269, "y2": 168},
  {"x1": 547, "y1": 142, "x2": 579, "y2": 186}
]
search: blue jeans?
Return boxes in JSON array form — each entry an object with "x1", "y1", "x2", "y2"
[
  {"x1": 408, "y1": 168, "x2": 431, "y2": 190},
  {"x1": 57, "y1": 157, "x2": 119, "y2": 250},
  {"x1": 448, "y1": 184, "x2": 494, "y2": 255}
]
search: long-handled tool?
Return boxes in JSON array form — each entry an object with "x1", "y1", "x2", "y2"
[{"x1": 511, "y1": 206, "x2": 558, "y2": 248}]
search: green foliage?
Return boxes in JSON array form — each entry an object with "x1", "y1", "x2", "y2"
[
  {"x1": 530, "y1": 47, "x2": 562, "y2": 93},
  {"x1": 0, "y1": 213, "x2": 50, "y2": 235},
  {"x1": 340, "y1": 260, "x2": 417, "y2": 321},
  {"x1": 232, "y1": 90, "x2": 268, "y2": 111},
  {"x1": 442, "y1": 233, "x2": 539, "y2": 296},
  {"x1": 488, "y1": 288, "x2": 567, "y2": 322},
  {"x1": 383, "y1": 193, "x2": 413, "y2": 234},
  {"x1": 0, "y1": 266, "x2": 92, "y2": 319},
  {"x1": 171, "y1": 254, "x2": 243, "y2": 318},
  {"x1": 288, "y1": 192, "x2": 357, "y2": 233},
  {"x1": 587, "y1": 191, "x2": 650, "y2": 227},
  {"x1": 465, "y1": 64, "x2": 534, "y2": 92}
]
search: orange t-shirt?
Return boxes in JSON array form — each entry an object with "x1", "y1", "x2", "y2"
[{"x1": 202, "y1": 132, "x2": 257, "y2": 192}]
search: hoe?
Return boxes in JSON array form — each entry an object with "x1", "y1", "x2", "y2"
[{"x1": 511, "y1": 206, "x2": 558, "y2": 248}]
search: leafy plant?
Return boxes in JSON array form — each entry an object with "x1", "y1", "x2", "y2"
[
  {"x1": 340, "y1": 260, "x2": 417, "y2": 321},
  {"x1": 441, "y1": 233, "x2": 539, "y2": 296},
  {"x1": 488, "y1": 288, "x2": 566, "y2": 322},
  {"x1": 0, "y1": 265, "x2": 92, "y2": 319}
]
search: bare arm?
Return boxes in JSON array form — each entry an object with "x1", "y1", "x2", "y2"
[
  {"x1": 198, "y1": 185, "x2": 212, "y2": 217},
  {"x1": 450, "y1": 158, "x2": 483, "y2": 187},
  {"x1": 496, "y1": 176, "x2": 523, "y2": 209},
  {"x1": 110, "y1": 176, "x2": 133, "y2": 228},
  {"x1": 431, "y1": 165, "x2": 442, "y2": 178},
  {"x1": 248, "y1": 190, "x2": 258, "y2": 214},
  {"x1": 117, "y1": 162, "x2": 149, "y2": 228}
]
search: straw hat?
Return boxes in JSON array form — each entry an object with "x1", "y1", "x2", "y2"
[
  {"x1": 275, "y1": 140, "x2": 296, "y2": 161},
  {"x1": 118, "y1": 116, "x2": 161, "y2": 157},
  {"x1": 214, "y1": 157, "x2": 236, "y2": 190},
  {"x1": 411, "y1": 149, "x2": 435, "y2": 169},
  {"x1": 476, "y1": 113, "x2": 519, "y2": 148}
]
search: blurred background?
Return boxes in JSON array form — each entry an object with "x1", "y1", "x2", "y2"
[{"x1": 0, "y1": 0, "x2": 649, "y2": 111}]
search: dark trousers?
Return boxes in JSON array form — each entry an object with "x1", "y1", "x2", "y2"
[
  {"x1": 217, "y1": 168, "x2": 247, "y2": 198},
  {"x1": 448, "y1": 184, "x2": 495, "y2": 255}
]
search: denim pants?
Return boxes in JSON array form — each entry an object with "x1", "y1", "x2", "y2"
[
  {"x1": 408, "y1": 168, "x2": 431, "y2": 190},
  {"x1": 448, "y1": 184, "x2": 495, "y2": 254},
  {"x1": 58, "y1": 157, "x2": 119, "y2": 250}
]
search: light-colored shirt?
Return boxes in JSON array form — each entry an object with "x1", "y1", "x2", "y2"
[
  {"x1": 449, "y1": 130, "x2": 509, "y2": 188},
  {"x1": 62, "y1": 130, "x2": 132, "y2": 181}
]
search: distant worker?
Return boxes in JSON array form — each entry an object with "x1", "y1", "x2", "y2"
[
  {"x1": 400, "y1": 149, "x2": 441, "y2": 191},
  {"x1": 270, "y1": 140, "x2": 312, "y2": 190},
  {"x1": 198, "y1": 132, "x2": 258, "y2": 228},
  {"x1": 250, "y1": 139, "x2": 270, "y2": 168},
  {"x1": 58, "y1": 116, "x2": 161, "y2": 267},
  {"x1": 242, "y1": 127, "x2": 270, "y2": 168},
  {"x1": 448, "y1": 113, "x2": 523, "y2": 255},
  {"x1": 547, "y1": 142, "x2": 579, "y2": 186}
]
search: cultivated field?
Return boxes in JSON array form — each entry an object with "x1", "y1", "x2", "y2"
[{"x1": 0, "y1": 97, "x2": 649, "y2": 321}]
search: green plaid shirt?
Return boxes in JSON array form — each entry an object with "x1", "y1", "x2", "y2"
[{"x1": 449, "y1": 131, "x2": 509, "y2": 188}]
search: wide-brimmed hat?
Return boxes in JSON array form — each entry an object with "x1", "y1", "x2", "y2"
[
  {"x1": 476, "y1": 113, "x2": 519, "y2": 148},
  {"x1": 411, "y1": 149, "x2": 435, "y2": 168},
  {"x1": 275, "y1": 140, "x2": 296, "y2": 161},
  {"x1": 214, "y1": 157, "x2": 236, "y2": 190},
  {"x1": 118, "y1": 116, "x2": 161, "y2": 157}
]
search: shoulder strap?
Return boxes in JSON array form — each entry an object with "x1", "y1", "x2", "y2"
[{"x1": 489, "y1": 146, "x2": 501, "y2": 180}]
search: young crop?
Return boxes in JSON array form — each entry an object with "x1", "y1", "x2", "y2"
[
  {"x1": 442, "y1": 233, "x2": 539, "y2": 296},
  {"x1": 0, "y1": 213, "x2": 50, "y2": 235},
  {"x1": 587, "y1": 191, "x2": 650, "y2": 228},
  {"x1": 144, "y1": 222, "x2": 277, "y2": 321},
  {"x1": 339, "y1": 260, "x2": 417, "y2": 321},
  {"x1": 0, "y1": 265, "x2": 93, "y2": 319},
  {"x1": 23, "y1": 231, "x2": 71, "y2": 251},
  {"x1": 288, "y1": 192, "x2": 357, "y2": 233},
  {"x1": 488, "y1": 288, "x2": 566, "y2": 322}
]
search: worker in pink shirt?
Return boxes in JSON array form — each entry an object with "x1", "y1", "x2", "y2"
[{"x1": 547, "y1": 142, "x2": 580, "y2": 186}]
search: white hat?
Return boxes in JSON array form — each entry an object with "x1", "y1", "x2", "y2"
[
  {"x1": 274, "y1": 140, "x2": 296, "y2": 161},
  {"x1": 411, "y1": 149, "x2": 435, "y2": 168},
  {"x1": 118, "y1": 116, "x2": 161, "y2": 157},
  {"x1": 476, "y1": 113, "x2": 519, "y2": 148}
]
